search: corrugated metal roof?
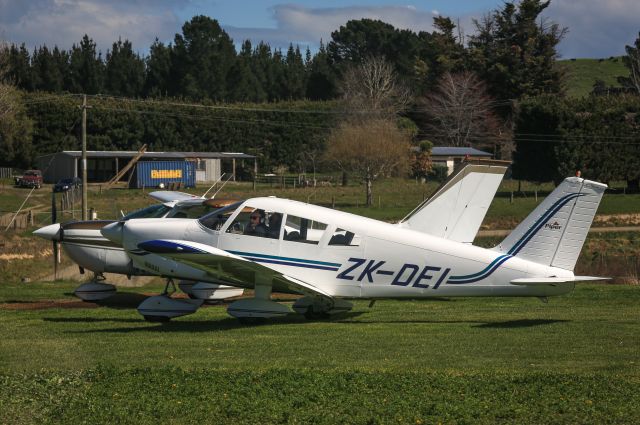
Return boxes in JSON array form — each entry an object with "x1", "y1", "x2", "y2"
[
  {"x1": 45, "y1": 151, "x2": 255, "y2": 159},
  {"x1": 431, "y1": 147, "x2": 492, "y2": 157}
]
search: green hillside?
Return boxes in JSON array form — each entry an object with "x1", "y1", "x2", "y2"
[{"x1": 559, "y1": 57, "x2": 628, "y2": 98}]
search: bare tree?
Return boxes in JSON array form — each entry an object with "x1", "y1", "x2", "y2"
[
  {"x1": 325, "y1": 119, "x2": 410, "y2": 206},
  {"x1": 422, "y1": 71, "x2": 502, "y2": 149},
  {"x1": 619, "y1": 32, "x2": 640, "y2": 94},
  {"x1": 341, "y1": 56, "x2": 411, "y2": 119}
]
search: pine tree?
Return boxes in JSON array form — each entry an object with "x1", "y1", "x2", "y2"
[
  {"x1": 170, "y1": 15, "x2": 237, "y2": 101},
  {"x1": 306, "y1": 41, "x2": 338, "y2": 100},
  {"x1": 468, "y1": 0, "x2": 566, "y2": 106},
  {"x1": 69, "y1": 35, "x2": 104, "y2": 94},
  {"x1": 144, "y1": 39, "x2": 172, "y2": 97},
  {"x1": 105, "y1": 38, "x2": 145, "y2": 97},
  {"x1": 32, "y1": 46, "x2": 64, "y2": 92}
]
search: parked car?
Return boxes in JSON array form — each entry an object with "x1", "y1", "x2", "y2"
[
  {"x1": 15, "y1": 170, "x2": 43, "y2": 189},
  {"x1": 53, "y1": 177, "x2": 82, "y2": 192}
]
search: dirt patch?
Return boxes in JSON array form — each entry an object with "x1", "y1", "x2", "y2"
[
  {"x1": 1, "y1": 299, "x2": 100, "y2": 310},
  {"x1": 0, "y1": 253, "x2": 36, "y2": 260},
  {"x1": 595, "y1": 213, "x2": 640, "y2": 226}
]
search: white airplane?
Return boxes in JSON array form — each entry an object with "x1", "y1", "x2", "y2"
[
  {"x1": 101, "y1": 172, "x2": 607, "y2": 324},
  {"x1": 34, "y1": 160, "x2": 508, "y2": 306},
  {"x1": 33, "y1": 192, "x2": 244, "y2": 301}
]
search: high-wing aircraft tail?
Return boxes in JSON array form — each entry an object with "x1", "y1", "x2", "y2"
[
  {"x1": 493, "y1": 177, "x2": 607, "y2": 271},
  {"x1": 398, "y1": 159, "x2": 509, "y2": 243}
]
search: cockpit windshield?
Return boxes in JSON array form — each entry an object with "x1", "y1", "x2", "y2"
[
  {"x1": 198, "y1": 201, "x2": 244, "y2": 231},
  {"x1": 122, "y1": 204, "x2": 172, "y2": 220}
]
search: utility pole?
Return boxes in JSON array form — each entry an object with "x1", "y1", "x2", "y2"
[{"x1": 80, "y1": 95, "x2": 90, "y2": 220}]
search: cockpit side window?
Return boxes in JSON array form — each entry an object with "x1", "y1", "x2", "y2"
[
  {"x1": 283, "y1": 215, "x2": 327, "y2": 244},
  {"x1": 225, "y1": 207, "x2": 284, "y2": 239},
  {"x1": 198, "y1": 201, "x2": 243, "y2": 231},
  {"x1": 122, "y1": 204, "x2": 172, "y2": 220},
  {"x1": 329, "y1": 228, "x2": 361, "y2": 246},
  {"x1": 167, "y1": 204, "x2": 212, "y2": 219}
]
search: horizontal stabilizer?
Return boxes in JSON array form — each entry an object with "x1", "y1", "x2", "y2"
[{"x1": 510, "y1": 276, "x2": 610, "y2": 286}]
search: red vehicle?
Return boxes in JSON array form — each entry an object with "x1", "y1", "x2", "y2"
[{"x1": 15, "y1": 170, "x2": 43, "y2": 189}]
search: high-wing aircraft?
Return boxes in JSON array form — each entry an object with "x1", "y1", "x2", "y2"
[
  {"x1": 100, "y1": 174, "x2": 607, "y2": 323},
  {"x1": 33, "y1": 192, "x2": 243, "y2": 301}
]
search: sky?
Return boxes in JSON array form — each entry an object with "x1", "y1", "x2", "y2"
[{"x1": 0, "y1": 0, "x2": 638, "y2": 59}]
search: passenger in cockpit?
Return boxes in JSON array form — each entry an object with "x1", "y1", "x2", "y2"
[{"x1": 267, "y1": 213, "x2": 282, "y2": 239}]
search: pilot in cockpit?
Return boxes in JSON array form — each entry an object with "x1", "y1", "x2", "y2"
[{"x1": 244, "y1": 209, "x2": 267, "y2": 237}]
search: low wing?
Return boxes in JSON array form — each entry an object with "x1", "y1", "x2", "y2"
[
  {"x1": 148, "y1": 191, "x2": 202, "y2": 203},
  {"x1": 136, "y1": 239, "x2": 333, "y2": 298},
  {"x1": 510, "y1": 276, "x2": 610, "y2": 286}
]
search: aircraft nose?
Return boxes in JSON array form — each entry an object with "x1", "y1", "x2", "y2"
[
  {"x1": 33, "y1": 223, "x2": 62, "y2": 241},
  {"x1": 100, "y1": 221, "x2": 124, "y2": 245}
]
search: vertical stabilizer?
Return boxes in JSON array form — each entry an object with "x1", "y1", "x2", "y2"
[
  {"x1": 399, "y1": 160, "x2": 508, "y2": 243},
  {"x1": 494, "y1": 177, "x2": 607, "y2": 270}
]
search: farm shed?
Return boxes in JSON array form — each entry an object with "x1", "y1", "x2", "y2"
[
  {"x1": 430, "y1": 147, "x2": 493, "y2": 175},
  {"x1": 36, "y1": 151, "x2": 255, "y2": 184}
]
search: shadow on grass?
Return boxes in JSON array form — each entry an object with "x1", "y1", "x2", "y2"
[
  {"x1": 60, "y1": 312, "x2": 367, "y2": 333},
  {"x1": 338, "y1": 318, "x2": 568, "y2": 328},
  {"x1": 474, "y1": 319, "x2": 569, "y2": 328},
  {"x1": 43, "y1": 317, "x2": 142, "y2": 324}
]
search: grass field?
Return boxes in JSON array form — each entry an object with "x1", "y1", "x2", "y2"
[
  {"x1": 0, "y1": 282, "x2": 638, "y2": 424},
  {"x1": 559, "y1": 57, "x2": 628, "y2": 98}
]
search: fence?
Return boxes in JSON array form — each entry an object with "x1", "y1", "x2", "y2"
[
  {"x1": 0, "y1": 210, "x2": 35, "y2": 230},
  {"x1": 0, "y1": 167, "x2": 13, "y2": 179},
  {"x1": 255, "y1": 174, "x2": 335, "y2": 189},
  {"x1": 1, "y1": 186, "x2": 82, "y2": 232}
]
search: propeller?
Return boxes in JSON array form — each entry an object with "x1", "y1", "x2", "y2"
[{"x1": 51, "y1": 192, "x2": 59, "y2": 280}]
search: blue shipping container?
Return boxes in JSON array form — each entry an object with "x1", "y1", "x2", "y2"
[{"x1": 135, "y1": 161, "x2": 196, "y2": 189}]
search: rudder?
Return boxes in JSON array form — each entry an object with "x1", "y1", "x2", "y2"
[{"x1": 494, "y1": 177, "x2": 607, "y2": 270}]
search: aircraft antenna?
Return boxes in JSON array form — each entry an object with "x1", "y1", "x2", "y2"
[{"x1": 210, "y1": 174, "x2": 234, "y2": 199}]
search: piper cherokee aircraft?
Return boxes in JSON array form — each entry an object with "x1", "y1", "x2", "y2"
[
  {"x1": 33, "y1": 159, "x2": 508, "y2": 307},
  {"x1": 33, "y1": 191, "x2": 244, "y2": 302},
  {"x1": 101, "y1": 170, "x2": 607, "y2": 323}
]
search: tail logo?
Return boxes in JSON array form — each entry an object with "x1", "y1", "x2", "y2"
[{"x1": 544, "y1": 221, "x2": 562, "y2": 230}]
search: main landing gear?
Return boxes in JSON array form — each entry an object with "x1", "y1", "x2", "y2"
[
  {"x1": 137, "y1": 278, "x2": 203, "y2": 322},
  {"x1": 74, "y1": 273, "x2": 116, "y2": 302}
]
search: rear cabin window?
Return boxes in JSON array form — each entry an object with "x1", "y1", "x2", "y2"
[
  {"x1": 283, "y1": 215, "x2": 327, "y2": 244},
  {"x1": 329, "y1": 228, "x2": 360, "y2": 246}
]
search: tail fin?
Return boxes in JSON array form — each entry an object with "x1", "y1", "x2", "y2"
[
  {"x1": 494, "y1": 177, "x2": 607, "y2": 271},
  {"x1": 399, "y1": 159, "x2": 508, "y2": 243}
]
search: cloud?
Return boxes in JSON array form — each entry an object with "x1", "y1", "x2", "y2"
[
  {"x1": 548, "y1": 0, "x2": 640, "y2": 58},
  {"x1": 224, "y1": 4, "x2": 440, "y2": 48},
  {"x1": 223, "y1": 2, "x2": 640, "y2": 59},
  {"x1": 0, "y1": 0, "x2": 186, "y2": 53}
]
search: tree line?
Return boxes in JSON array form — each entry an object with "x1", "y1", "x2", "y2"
[
  {"x1": 4, "y1": 1, "x2": 565, "y2": 105},
  {"x1": 1, "y1": 0, "x2": 640, "y2": 191}
]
